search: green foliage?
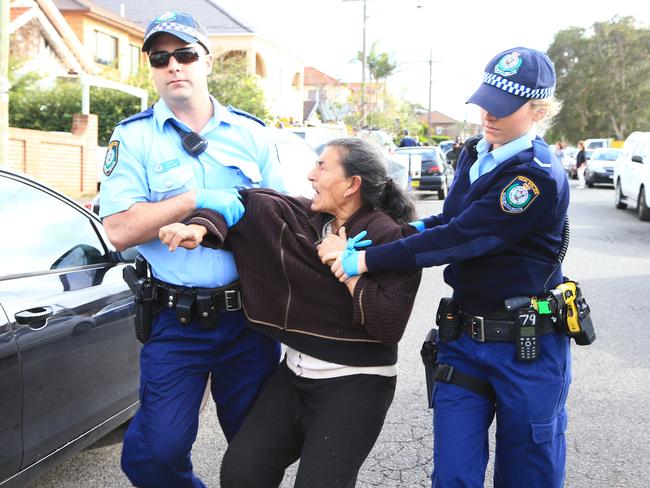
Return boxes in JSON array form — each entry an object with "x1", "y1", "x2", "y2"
[
  {"x1": 9, "y1": 54, "x2": 268, "y2": 145},
  {"x1": 547, "y1": 17, "x2": 650, "y2": 142},
  {"x1": 9, "y1": 75, "x2": 81, "y2": 133},
  {"x1": 208, "y1": 54, "x2": 268, "y2": 120},
  {"x1": 357, "y1": 42, "x2": 397, "y2": 82},
  {"x1": 430, "y1": 135, "x2": 450, "y2": 144},
  {"x1": 90, "y1": 87, "x2": 145, "y2": 145}
]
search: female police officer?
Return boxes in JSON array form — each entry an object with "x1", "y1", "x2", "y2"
[{"x1": 320, "y1": 47, "x2": 571, "y2": 487}]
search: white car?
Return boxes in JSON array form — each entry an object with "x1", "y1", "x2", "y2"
[
  {"x1": 585, "y1": 148, "x2": 620, "y2": 187},
  {"x1": 271, "y1": 129, "x2": 318, "y2": 198},
  {"x1": 614, "y1": 131, "x2": 650, "y2": 221}
]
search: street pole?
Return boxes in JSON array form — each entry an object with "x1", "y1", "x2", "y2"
[
  {"x1": 0, "y1": 0, "x2": 10, "y2": 167},
  {"x1": 361, "y1": 0, "x2": 367, "y2": 125},
  {"x1": 427, "y1": 48, "x2": 432, "y2": 143}
]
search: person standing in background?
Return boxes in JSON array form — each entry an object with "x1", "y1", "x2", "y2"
[{"x1": 576, "y1": 140, "x2": 587, "y2": 188}]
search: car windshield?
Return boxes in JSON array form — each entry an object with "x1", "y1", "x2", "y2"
[
  {"x1": 396, "y1": 149, "x2": 442, "y2": 169},
  {"x1": 592, "y1": 149, "x2": 620, "y2": 160}
]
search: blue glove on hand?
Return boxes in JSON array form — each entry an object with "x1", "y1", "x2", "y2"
[
  {"x1": 195, "y1": 188, "x2": 245, "y2": 227},
  {"x1": 341, "y1": 249, "x2": 360, "y2": 278},
  {"x1": 409, "y1": 220, "x2": 425, "y2": 232},
  {"x1": 346, "y1": 230, "x2": 373, "y2": 250}
]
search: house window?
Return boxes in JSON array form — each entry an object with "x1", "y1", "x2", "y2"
[
  {"x1": 95, "y1": 31, "x2": 118, "y2": 66},
  {"x1": 292, "y1": 72, "x2": 301, "y2": 89},
  {"x1": 129, "y1": 44, "x2": 140, "y2": 74}
]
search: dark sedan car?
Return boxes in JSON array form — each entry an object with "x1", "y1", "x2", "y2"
[
  {"x1": 0, "y1": 169, "x2": 140, "y2": 487},
  {"x1": 394, "y1": 146, "x2": 455, "y2": 199}
]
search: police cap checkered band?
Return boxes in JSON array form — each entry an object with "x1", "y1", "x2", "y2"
[
  {"x1": 142, "y1": 12, "x2": 210, "y2": 53},
  {"x1": 482, "y1": 72, "x2": 555, "y2": 99},
  {"x1": 466, "y1": 47, "x2": 556, "y2": 118}
]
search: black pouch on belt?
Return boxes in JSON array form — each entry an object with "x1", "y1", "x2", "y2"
[
  {"x1": 196, "y1": 292, "x2": 218, "y2": 329},
  {"x1": 436, "y1": 297, "x2": 461, "y2": 342}
]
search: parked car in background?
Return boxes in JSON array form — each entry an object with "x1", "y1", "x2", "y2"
[
  {"x1": 283, "y1": 125, "x2": 348, "y2": 155},
  {"x1": 393, "y1": 146, "x2": 454, "y2": 199},
  {"x1": 585, "y1": 148, "x2": 621, "y2": 187},
  {"x1": 272, "y1": 129, "x2": 318, "y2": 198},
  {"x1": 438, "y1": 140, "x2": 455, "y2": 157},
  {"x1": 358, "y1": 129, "x2": 397, "y2": 155},
  {"x1": 0, "y1": 169, "x2": 140, "y2": 487},
  {"x1": 562, "y1": 146, "x2": 578, "y2": 179},
  {"x1": 614, "y1": 131, "x2": 650, "y2": 221}
]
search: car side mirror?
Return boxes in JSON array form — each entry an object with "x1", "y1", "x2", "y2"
[
  {"x1": 110, "y1": 247, "x2": 140, "y2": 263},
  {"x1": 631, "y1": 155, "x2": 643, "y2": 163}
]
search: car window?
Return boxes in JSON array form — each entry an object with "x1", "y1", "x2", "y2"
[
  {"x1": 593, "y1": 149, "x2": 620, "y2": 160},
  {"x1": 0, "y1": 176, "x2": 108, "y2": 277},
  {"x1": 274, "y1": 135, "x2": 317, "y2": 197}
]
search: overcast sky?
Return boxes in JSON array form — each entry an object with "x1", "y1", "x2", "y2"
[{"x1": 216, "y1": 0, "x2": 649, "y2": 123}]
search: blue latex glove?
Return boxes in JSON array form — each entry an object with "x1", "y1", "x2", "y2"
[
  {"x1": 195, "y1": 188, "x2": 245, "y2": 227},
  {"x1": 341, "y1": 249, "x2": 360, "y2": 278},
  {"x1": 346, "y1": 230, "x2": 373, "y2": 250},
  {"x1": 409, "y1": 220, "x2": 425, "y2": 232}
]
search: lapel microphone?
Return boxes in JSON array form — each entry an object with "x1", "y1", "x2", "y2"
[{"x1": 169, "y1": 120, "x2": 208, "y2": 157}]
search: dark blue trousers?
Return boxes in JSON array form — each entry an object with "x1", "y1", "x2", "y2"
[
  {"x1": 432, "y1": 332, "x2": 571, "y2": 488},
  {"x1": 121, "y1": 308, "x2": 280, "y2": 488}
]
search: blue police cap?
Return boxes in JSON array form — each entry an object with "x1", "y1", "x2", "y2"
[
  {"x1": 467, "y1": 47, "x2": 556, "y2": 118},
  {"x1": 142, "y1": 11, "x2": 210, "y2": 53}
]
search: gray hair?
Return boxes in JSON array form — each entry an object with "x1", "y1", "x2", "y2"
[{"x1": 325, "y1": 137, "x2": 416, "y2": 224}]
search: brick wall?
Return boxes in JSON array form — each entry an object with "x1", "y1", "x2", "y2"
[{"x1": 8, "y1": 114, "x2": 99, "y2": 197}]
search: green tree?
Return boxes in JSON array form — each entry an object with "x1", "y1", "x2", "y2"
[
  {"x1": 9, "y1": 53, "x2": 269, "y2": 146},
  {"x1": 208, "y1": 54, "x2": 268, "y2": 120},
  {"x1": 547, "y1": 16, "x2": 650, "y2": 142}
]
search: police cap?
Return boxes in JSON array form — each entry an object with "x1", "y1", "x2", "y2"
[
  {"x1": 467, "y1": 47, "x2": 556, "y2": 118},
  {"x1": 142, "y1": 11, "x2": 210, "y2": 53}
]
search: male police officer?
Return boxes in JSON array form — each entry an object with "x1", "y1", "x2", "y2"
[
  {"x1": 99, "y1": 11, "x2": 284, "y2": 488},
  {"x1": 399, "y1": 129, "x2": 418, "y2": 147}
]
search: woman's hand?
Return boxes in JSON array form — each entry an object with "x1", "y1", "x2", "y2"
[
  {"x1": 317, "y1": 226, "x2": 349, "y2": 264},
  {"x1": 159, "y1": 223, "x2": 208, "y2": 252},
  {"x1": 322, "y1": 249, "x2": 368, "y2": 283}
]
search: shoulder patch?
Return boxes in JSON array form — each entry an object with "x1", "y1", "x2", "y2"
[
  {"x1": 116, "y1": 107, "x2": 154, "y2": 127},
  {"x1": 103, "y1": 141, "x2": 120, "y2": 176},
  {"x1": 227, "y1": 106, "x2": 266, "y2": 126},
  {"x1": 500, "y1": 175, "x2": 539, "y2": 214}
]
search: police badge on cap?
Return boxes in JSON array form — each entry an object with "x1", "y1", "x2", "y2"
[
  {"x1": 142, "y1": 11, "x2": 210, "y2": 53},
  {"x1": 467, "y1": 47, "x2": 556, "y2": 118}
]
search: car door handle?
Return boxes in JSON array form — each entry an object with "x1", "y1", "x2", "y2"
[{"x1": 15, "y1": 307, "x2": 54, "y2": 326}]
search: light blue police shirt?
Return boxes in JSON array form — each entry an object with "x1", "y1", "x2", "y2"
[
  {"x1": 469, "y1": 131, "x2": 536, "y2": 184},
  {"x1": 100, "y1": 97, "x2": 285, "y2": 287}
]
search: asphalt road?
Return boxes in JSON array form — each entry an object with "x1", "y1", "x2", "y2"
[{"x1": 29, "y1": 181, "x2": 650, "y2": 488}]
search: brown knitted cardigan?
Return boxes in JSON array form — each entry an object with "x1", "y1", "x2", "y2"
[{"x1": 188, "y1": 189, "x2": 421, "y2": 367}]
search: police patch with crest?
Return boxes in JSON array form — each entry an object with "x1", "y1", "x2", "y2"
[
  {"x1": 103, "y1": 141, "x2": 119, "y2": 176},
  {"x1": 500, "y1": 176, "x2": 540, "y2": 214}
]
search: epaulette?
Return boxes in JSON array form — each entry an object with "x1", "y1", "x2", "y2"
[
  {"x1": 116, "y1": 107, "x2": 154, "y2": 127},
  {"x1": 463, "y1": 135, "x2": 483, "y2": 160},
  {"x1": 531, "y1": 138, "x2": 553, "y2": 172},
  {"x1": 227, "y1": 106, "x2": 266, "y2": 126}
]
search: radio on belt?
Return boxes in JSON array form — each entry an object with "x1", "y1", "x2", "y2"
[{"x1": 515, "y1": 306, "x2": 539, "y2": 361}]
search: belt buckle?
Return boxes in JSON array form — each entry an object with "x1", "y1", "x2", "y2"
[
  {"x1": 470, "y1": 315, "x2": 485, "y2": 342},
  {"x1": 224, "y1": 289, "x2": 241, "y2": 312}
]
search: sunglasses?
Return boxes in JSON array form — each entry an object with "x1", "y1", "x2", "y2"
[{"x1": 149, "y1": 47, "x2": 202, "y2": 69}]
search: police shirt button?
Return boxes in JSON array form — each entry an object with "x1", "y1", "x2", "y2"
[
  {"x1": 180, "y1": 317, "x2": 187, "y2": 324},
  {"x1": 168, "y1": 302, "x2": 173, "y2": 308},
  {"x1": 165, "y1": 180, "x2": 172, "y2": 188},
  {"x1": 169, "y1": 295, "x2": 174, "y2": 301},
  {"x1": 202, "y1": 312, "x2": 208, "y2": 318}
]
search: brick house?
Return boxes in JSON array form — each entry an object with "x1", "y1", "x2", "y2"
[
  {"x1": 418, "y1": 110, "x2": 482, "y2": 141},
  {"x1": 77, "y1": 0, "x2": 306, "y2": 122},
  {"x1": 303, "y1": 66, "x2": 352, "y2": 123}
]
